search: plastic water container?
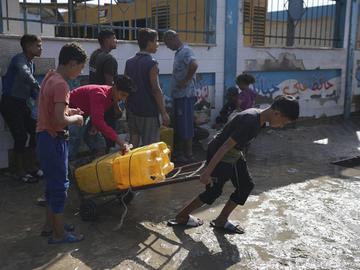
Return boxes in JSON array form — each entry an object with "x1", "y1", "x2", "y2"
[{"x1": 75, "y1": 142, "x2": 174, "y2": 193}]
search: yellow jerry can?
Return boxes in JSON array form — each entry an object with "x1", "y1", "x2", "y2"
[{"x1": 75, "y1": 142, "x2": 174, "y2": 193}]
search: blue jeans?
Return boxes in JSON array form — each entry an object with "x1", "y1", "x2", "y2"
[
  {"x1": 36, "y1": 131, "x2": 69, "y2": 214},
  {"x1": 68, "y1": 118, "x2": 106, "y2": 161}
]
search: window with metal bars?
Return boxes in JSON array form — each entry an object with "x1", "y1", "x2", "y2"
[
  {"x1": 1, "y1": 0, "x2": 216, "y2": 44},
  {"x1": 243, "y1": 0, "x2": 344, "y2": 48},
  {"x1": 151, "y1": 4, "x2": 170, "y2": 40}
]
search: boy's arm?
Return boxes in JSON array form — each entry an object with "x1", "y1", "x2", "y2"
[
  {"x1": 15, "y1": 58, "x2": 40, "y2": 91},
  {"x1": 54, "y1": 102, "x2": 83, "y2": 127},
  {"x1": 200, "y1": 137, "x2": 237, "y2": 185},
  {"x1": 89, "y1": 93, "x2": 124, "y2": 147},
  {"x1": 177, "y1": 60, "x2": 198, "y2": 89},
  {"x1": 149, "y1": 64, "x2": 170, "y2": 126},
  {"x1": 15, "y1": 58, "x2": 40, "y2": 100},
  {"x1": 103, "y1": 57, "x2": 118, "y2": 86}
]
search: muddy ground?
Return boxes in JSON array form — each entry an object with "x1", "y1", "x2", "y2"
[{"x1": 1, "y1": 116, "x2": 360, "y2": 270}]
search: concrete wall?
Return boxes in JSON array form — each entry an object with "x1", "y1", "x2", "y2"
[{"x1": 237, "y1": 0, "x2": 356, "y2": 118}]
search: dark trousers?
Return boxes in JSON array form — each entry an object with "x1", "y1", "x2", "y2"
[
  {"x1": 199, "y1": 159, "x2": 254, "y2": 205},
  {"x1": 0, "y1": 96, "x2": 36, "y2": 153}
]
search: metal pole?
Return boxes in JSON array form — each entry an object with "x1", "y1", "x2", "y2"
[
  {"x1": 68, "y1": 0, "x2": 74, "y2": 37},
  {"x1": 4, "y1": 0, "x2": 10, "y2": 32},
  {"x1": 146, "y1": 0, "x2": 148, "y2": 27},
  {"x1": 97, "y1": 0, "x2": 100, "y2": 34},
  {"x1": 0, "y1": 0, "x2": 3, "y2": 33},
  {"x1": 23, "y1": 0, "x2": 28, "y2": 34},
  {"x1": 110, "y1": 0, "x2": 113, "y2": 31},
  {"x1": 39, "y1": 0, "x2": 43, "y2": 34},
  {"x1": 176, "y1": 0, "x2": 178, "y2": 32},
  {"x1": 85, "y1": 0, "x2": 88, "y2": 37},
  {"x1": 185, "y1": 0, "x2": 188, "y2": 40},
  {"x1": 194, "y1": 0, "x2": 197, "y2": 42},
  {"x1": 286, "y1": 0, "x2": 295, "y2": 46},
  {"x1": 344, "y1": 0, "x2": 358, "y2": 119}
]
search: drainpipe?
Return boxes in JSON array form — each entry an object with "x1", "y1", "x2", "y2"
[
  {"x1": 224, "y1": 0, "x2": 239, "y2": 96},
  {"x1": 344, "y1": 0, "x2": 358, "y2": 119}
]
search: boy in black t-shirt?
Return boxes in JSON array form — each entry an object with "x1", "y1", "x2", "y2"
[{"x1": 168, "y1": 95, "x2": 299, "y2": 233}]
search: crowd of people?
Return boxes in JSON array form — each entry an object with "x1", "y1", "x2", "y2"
[{"x1": 0, "y1": 28, "x2": 299, "y2": 244}]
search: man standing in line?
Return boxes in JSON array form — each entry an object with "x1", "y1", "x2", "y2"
[
  {"x1": 89, "y1": 29, "x2": 118, "y2": 85},
  {"x1": 88, "y1": 29, "x2": 120, "y2": 150},
  {"x1": 125, "y1": 28, "x2": 170, "y2": 147},
  {"x1": 0, "y1": 34, "x2": 43, "y2": 182},
  {"x1": 164, "y1": 30, "x2": 198, "y2": 163}
]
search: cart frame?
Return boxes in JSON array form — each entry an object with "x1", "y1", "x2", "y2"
[{"x1": 69, "y1": 159, "x2": 206, "y2": 221}]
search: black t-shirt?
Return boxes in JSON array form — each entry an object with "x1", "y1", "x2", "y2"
[
  {"x1": 89, "y1": 49, "x2": 118, "y2": 84},
  {"x1": 216, "y1": 101, "x2": 238, "y2": 124},
  {"x1": 208, "y1": 108, "x2": 263, "y2": 158}
]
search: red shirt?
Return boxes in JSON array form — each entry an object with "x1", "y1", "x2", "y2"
[{"x1": 70, "y1": 85, "x2": 117, "y2": 142}]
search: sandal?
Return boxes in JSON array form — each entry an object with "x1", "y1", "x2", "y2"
[
  {"x1": 29, "y1": 169, "x2": 44, "y2": 178},
  {"x1": 21, "y1": 174, "x2": 39, "y2": 184},
  {"x1": 36, "y1": 195, "x2": 47, "y2": 207},
  {"x1": 167, "y1": 215, "x2": 204, "y2": 227},
  {"x1": 48, "y1": 232, "x2": 84, "y2": 244},
  {"x1": 41, "y1": 224, "x2": 75, "y2": 237},
  {"x1": 210, "y1": 220, "x2": 245, "y2": 234}
]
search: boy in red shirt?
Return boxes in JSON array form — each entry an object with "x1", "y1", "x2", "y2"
[
  {"x1": 68, "y1": 75, "x2": 133, "y2": 160},
  {"x1": 36, "y1": 43, "x2": 87, "y2": 244}
]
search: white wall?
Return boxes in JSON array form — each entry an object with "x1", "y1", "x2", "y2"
[{"x1": 237, "y1": 0, "x2": 354, "y2": 118}]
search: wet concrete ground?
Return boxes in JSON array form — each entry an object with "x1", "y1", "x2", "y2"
[{"x1": 1, "y1": 116, "x2": 360, "y2": 270}]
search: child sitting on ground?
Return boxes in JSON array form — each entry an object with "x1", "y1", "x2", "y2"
[
  {"x1": 227, "y1": 73, "x2": 258, "y2": 123},
  {"x1": 213, "y1": 86, "x2": 241, "y2": 129},
  {"x1": 237, "y1": 73, "x2": 257, "y2": 111}
]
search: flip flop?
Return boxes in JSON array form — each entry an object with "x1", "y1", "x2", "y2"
[
  {"x1": 210, "y1": 220, "x2": 245, "y2": 234},
  {"x1": 167, "y1": 215, "x2": 204, "y2": 227},
  {"x1": 29, "y1": 169, "x2": 44, "y2": 178},
  {"x1": 21, "y1": 174, "x2": 39, "y2": 183},
  {"x1": 36, "y1": 195, "x2": 47, "y2": 207},
  {"x1": 41, "y1": 224, "x2": 75, "y2": 237},
  {"x1": 48, "y1": 232, "x2": 84, "y2": 244}
]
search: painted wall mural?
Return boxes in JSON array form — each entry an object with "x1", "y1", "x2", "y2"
[
  {"x1": 247, "y1": 69, "x2": 341, "y2": 105},
  {"x1": 160, "y1": 73, "x2": 216, "y2": 124}
]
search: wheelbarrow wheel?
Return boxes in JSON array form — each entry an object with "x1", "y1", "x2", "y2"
[
  {"x1": 80, "y1": 199, "x2": 97, "y2": 221},
  {"x1": 117, "y1": 190, "x2": 135, "y2": 205}
]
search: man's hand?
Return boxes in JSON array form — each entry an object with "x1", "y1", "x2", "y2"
[
  {"x1": 177, "y1": 79, "x2": 188, "y2": 89},
  {"x1": 68, "y1": 107, "x2": 84, "y2": 116},
  {"x1": 74, "y1": 115, "x2": 84, "y2": 126},
  {"x1": 88, "y1": 125, "x2": 98, "y2": 135},
  {"x1": 161, "y1": 112, "x2": 170, "y2": 126},
  {"x1": 199, "y1": 171, "x2": 212, "y2": 185},
  {"x1": 115, "y1": 136, "x2": 133, "y2": 155}
]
